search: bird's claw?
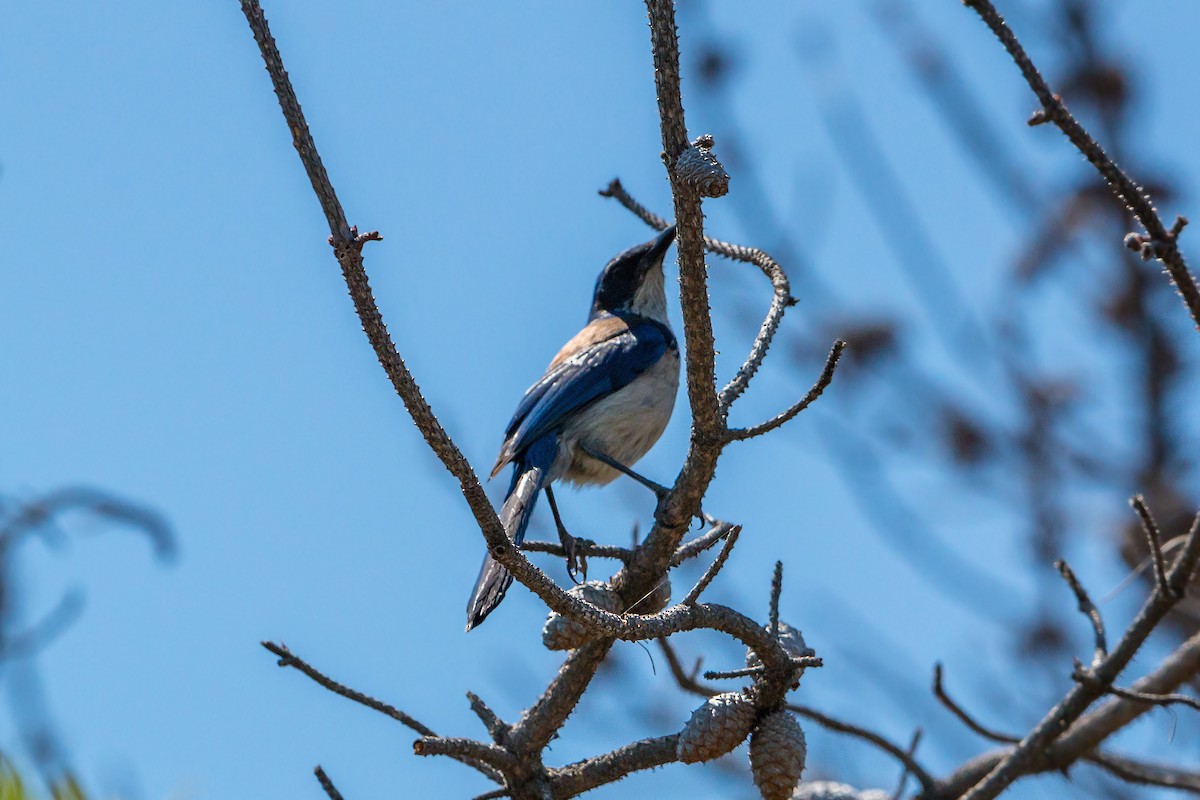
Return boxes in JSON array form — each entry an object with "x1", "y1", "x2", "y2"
[
  {"x1": 562, "y1": 536, "x2": 592, "y2": 584},
  {"x1": 652, "y1": 492, "x2": 710, "y2": 531}
]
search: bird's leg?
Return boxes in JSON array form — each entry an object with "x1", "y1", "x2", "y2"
[
  {"x1": 580, "y1": 444, "x2": 670, "y2": 497},
  {"x1": 579, "y1": 444, "x2": 704, "y2": 526},
  {"x1": 544, "y1": 486, "x2": 589, "y2": 583}
]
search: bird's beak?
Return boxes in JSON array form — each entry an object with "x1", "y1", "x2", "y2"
[{"x1": 648, "y1": 225, "x2": 677, "y2": 263}]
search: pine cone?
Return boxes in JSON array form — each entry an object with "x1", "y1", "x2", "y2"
[
  {"x1": 676, "y1": 692, "x2": 756, "y2": 763},
  {"x1": 750, "y1": 711, "x2": 806, "y2": 800},
  {"x1": 674, "y1": 134, "x2": 730, "y2": 198},
  {"x1": 541, "y1": 581, "x2": 622, "y2": 651},
  {"x1": 746, "y1": 623, "x2": 813, "y2": 668},
  {"x1": 791, "y1": 781, "x2": 888, "y2": 800}
]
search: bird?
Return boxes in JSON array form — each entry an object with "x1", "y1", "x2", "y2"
[{"x1": 466, "y1": 225, "x2": 680, "y2": 631}]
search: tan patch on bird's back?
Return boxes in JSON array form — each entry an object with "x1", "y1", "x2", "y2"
[{"x1": 548, "y1": 315, "x2": 631, "y2": 369}]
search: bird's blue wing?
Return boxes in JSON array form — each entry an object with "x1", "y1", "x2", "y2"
[{"x1": 497, "y1": 319, "x2": 670, "y2": 468}]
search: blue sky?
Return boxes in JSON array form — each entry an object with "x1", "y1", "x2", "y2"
[{"x1": 2, "y1": 2, "x2": 1199, "y2": 798}]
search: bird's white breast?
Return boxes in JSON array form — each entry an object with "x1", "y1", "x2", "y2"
[{"x1": 556, "y1": 348, "x2": 680, "y2": 486}]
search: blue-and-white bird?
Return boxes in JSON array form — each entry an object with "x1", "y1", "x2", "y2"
[{"x1": 466, "y1": 226, "x2": 680, "y2": 631}]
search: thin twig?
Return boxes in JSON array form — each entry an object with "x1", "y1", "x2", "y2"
[
  {"x1": 0, "y1": 487, "x2": 173, "y2": 558},
  {"x1": 1130, "y1": 495, "x2": 1172, "y2": 598},
  {"x1": 933, "y1": 663, "x2": 1019, "y2": 744},
  {"x1": 472, "y1": 791, "x2": 511, "y2": 800},
  {"x1": 769, "y1": 560, "x2": 783, "y2": 638},
  {"x1": 240, "y1": 0, "x2": 643, "y2": 638},
  {"x1": 1071, "y1": 669, "x2": 1200, "y2": 713},
  {"x1": 963, "y1": 0, "x2": 1200, "y2": 330},
  {"x1": 1101, "y1": 685, "x2": 1200, "y2": 712},
  {"x1": 262, "y1": 642, "x2": 434, "y2": 735},
  {"x1": 1085, "y1": 753, "x2": 1200, "y2": 794},
  {"x1": 704, "y1": 657, "x2": 821, "y2": 681},
  {"x1": 671, "y1": 517, "x2": 736, "y2": 565},
  {"x1": 704, "y1": 665, "x2": 764, "y2": 681},
  {"x1": 927, "y1": 630, "x2": 1200, "y2": 798},
  {"x1": 1055, "y1": 560, "x2": 1107, "y2": 667},
  {"x1": 682, "y1": 526, "x2": 740, "y2": 604},
  {"x1": 467, "y1": 692, "x2": 509, "y2": 743},
  {"x1": 891, "y1": 729, "x2": 923, "y2": 800},
  {"x1": 314, "y1": 766, "x2": 344, "y2": 800},
  {"x1": 0, "y1": 590, "x2": 84, "y2": 660},
  {"x1": 521, "y1": 540, "x2": 632, "y2": 563},
  {"x1": 728, "y1": 340, "x2": 847, "y2": 440},
  {"x1": 958, "y1": 513, "x2": 1200, "y2": 800},
  {"x1": 791, "y1": 702, "x2": 938, "y2": 794}
]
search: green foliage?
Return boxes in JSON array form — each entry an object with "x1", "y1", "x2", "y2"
[{"x1": 0, "y1": 758, "x2": 87, "y2": 800}]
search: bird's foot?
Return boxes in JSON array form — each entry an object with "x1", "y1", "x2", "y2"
[
  {"x1": 559, "y1": 532, "x2": 592, "y2": 584},
  {"x1": 651, "y1": 489, "x2": 709, "y2": 531}
]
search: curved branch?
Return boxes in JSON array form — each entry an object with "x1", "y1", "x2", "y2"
[
  {"x1": 728, "y1": 340, "x2": 847, "y2": 441},
  {"x1": 0, "y1": 486, "x2": 173, "y2": 559},
  {"x1": 1056, "y1": 560, "x2": 1107, "y2": 667},
  {"x1": 932, "y1": 664, "x2": 1018, "y2": 744},
  {"x1": 600, "y1": 178, "x2": 798, "y2": 415}
]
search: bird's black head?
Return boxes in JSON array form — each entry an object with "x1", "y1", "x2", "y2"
[{"x1": 589, "y1": 226, "x2": 676, "y2": 320}]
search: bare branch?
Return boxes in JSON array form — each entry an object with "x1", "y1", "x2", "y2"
[
  {"x1": 1071, "y1": 668, "x2": 1200, "y2": 713},
  {"x1": 705, "y1": 657, "x2": 821, "y2": 681},
  {"x1": 0, "y1": 487, "x2": 173, "y2": 559},
  {"x1": 240, "y1": 0, "x2": 655, "y2": 639},
  {"x1": 954, "y1": 514, "x2": 1200, "y2": 800},
  {"x1": 768, "y1": 560, "x2": 783, "y2": 638},
  {"x1": 791, "y1": 702, "x2": 938, "y2": 795},
  {"x1": 1, "y1": 590, "x2": 84, "y2": 660},
  {"x1": 262, "y1": 641, "x2": 434, "y2": 735},
  {"x1": 643, "y1": 0, "x2": 720, "y2": 439},
  {"x1": 467, "y1": 692, "x2": 510, "y2": 744},
  {"x1": 932, "y1": 663, "x2": 1019, "y2": 744},
  {"x1": 1055, "y1": 560, "x2": 1107, "y2": 667},
  {"x1": 505, "y1": 642, "x2": 613, "y2": 757},
  {"x1": 963, "y1": 0, "x2": 1200, "y2": 330},
  {"x1": 891, "y1": 729, "x2": 923, "y2": 800},
  {"x1": 472, "y1": 791, "x2": 511, "y2": 800},
  {"x1": 413, "y1": 736, "x2": 520, "y2": 776},
  {"x1": 670, "y1": 517, "x2": 737, "y2": 566},
  {"x1": 521, "y1": 540, "x2": 631, "y2": 563},
  {"x1": 928, "y1": 630, "x2": 1200, "y2": 798},
  {"x1": 261, "y1": 642, "x2": 504, "y2": 784},
  {"x1": 728, "y1": 339, "x2": 847, "y2": 441},
  {"x1": 1084, "y1": 754, "x2": 1200, "y2": 794},
  {"x1": 1130, "y1": 495, "x2": 1172, "y2": 598},
  {"x1": 314, "y1": 766, "x2": 344, "y2": 800},
  {"x1": 550, "y1": 734, "x2": 680, "y2": 798},
  {"x1": 682, "y1": 525, "x2": 740, "y2": 604}
]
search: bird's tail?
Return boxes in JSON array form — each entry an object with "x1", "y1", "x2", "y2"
[{"x1": 465, "y1": 436, "x2": 556, "y2": 631}]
